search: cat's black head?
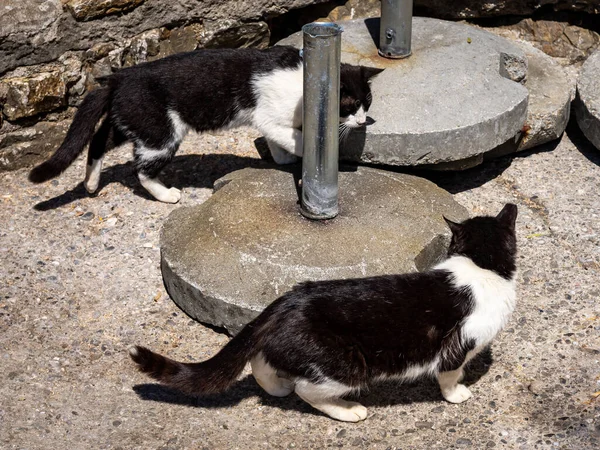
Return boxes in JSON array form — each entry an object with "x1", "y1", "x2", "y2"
[
  {"x1": 339, "y1": 65, "x2": 384, "y2": 128},
  {"x1": 444, "y1": 203, "x2": 518, "y2": 279}
]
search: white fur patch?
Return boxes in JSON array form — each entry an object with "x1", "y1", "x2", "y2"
[
  {"x1": 342, "y1": 105, "x2": 367, "y2": 128},
  {"x1": 435, "y1": 255, "x2": 516, "y2": 347},
  {"x1": 167, "y1": 110, "x2": 190, "y2": 145},
  {"x1": 135, "y1": 144, "x2": 171, "y2": 161},
  {"x1": 252, "y1": 66, "x2": 303, "y2": 155},
  {"x1": 84, "y1": 158, "x2": 103, "y2": 193},
  {"x1": 138, "y1": 173, "x2": 181, "y2": 203}
]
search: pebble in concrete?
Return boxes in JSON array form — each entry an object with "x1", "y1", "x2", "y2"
[
  {"x1": 278, "y1": 17, "x2": 529, "y2": 167},
  {"x1": 161, "y1": 166, "x2": 468, "y2": 334},
  {"x1": 575, "y1": 48, "x2": 600, "y2": 150}
]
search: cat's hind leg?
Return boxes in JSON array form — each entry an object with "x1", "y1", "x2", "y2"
[
  {"x1": 438, "y1": 367, "x2": 472, "y2": 404},
  {"x1": 250, "y1": 353, "x2": 294, "y2": 397},
  {"x1": 134, "y1": 111, "x2": 190, "y2": 203},
  {"x1": 135, "y1": 143, "x2": 181, "y2": 203},
  {"x1": 294, "y1": 378, "x2": 367, "y2": 422},
  {"x1": 84, "y1": 119, "x2": 126, "y2": 194}
]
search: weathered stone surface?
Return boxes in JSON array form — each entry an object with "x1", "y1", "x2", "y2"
[
  {"x1": 280, "y1": 18, "x2": 529, "y2": 167},
  {"x1": 200, "y1": 21, "x2": 271, "y2": 49},
  {"x1": 161, "y1": 166, "x2": 468, "y2": 334},
  {"x1": 575, "y1": 49, "x2": 600, "y2": 150},
  {"x1": 0, "y1": 0, "x2": 330, "y2": 76},
  {"x1": 0, "y1": 120, "x2": 70, "y2": 170},
  {"x1": 414, "y1": 0, "x2": 600, "y2": 18},
  {"x1": 0, "y1": 71, "x2": 67, "y2": 121},
  {"x1": 514, "y1": 40, "x2": 574, "y2": 151},
  {"x1": 485, "y1": 18, "x2": 600, "y2": 65},
  {"x1": 63, "y1": 0, "x2": 146, "y2": 21}
]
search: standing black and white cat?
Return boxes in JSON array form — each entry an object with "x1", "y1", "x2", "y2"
[
  {"x1": 129, "y1": 204, "x2": 518, "y2": 422},
  {"x1": 28, "y1": 45, "x2": 383, "y2": 203}
]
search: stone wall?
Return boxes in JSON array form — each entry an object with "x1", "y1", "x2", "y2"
[
  {"x1": 1, "y1": 0, "x2": 599, "y2": 171},
  {"x1": 0, "y1": 0, "x2": 328, "y2": 170}
]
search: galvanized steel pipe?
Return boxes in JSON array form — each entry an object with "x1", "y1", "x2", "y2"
[
  {"x1": 379, "y1": 0, "x2": 413, "y2": 59},
  {"x1": 300, "y1": 23, "x2": 342, "y2": 220}
]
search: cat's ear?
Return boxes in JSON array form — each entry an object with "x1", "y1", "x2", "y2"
[
  {"x1": 362, "y1": 66, "x2": 385, "y2": 81},
  {"x1": 496, "y1": 203, "x2": 518, "y2": 230},
  {"x1": 443, "y1": 216, "x2": 462, "y2": 235}
]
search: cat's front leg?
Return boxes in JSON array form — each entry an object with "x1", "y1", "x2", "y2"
[
  {"x1": 261, "y1": 126, "x2": 303, "y2": 164},
  {"x1": 438, "y1": 367, "x2": 472, "y2": 404},
  {"x1": 267, "y1": 141, "x2": 299, "y2": 165}
]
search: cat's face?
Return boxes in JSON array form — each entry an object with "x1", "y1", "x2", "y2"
[
  {"x1": 339, "y1": 65, "x2": 384, "y2": 129},
  {"x1": 444, "y1": 203, "x2": 518, "y2": 279}
]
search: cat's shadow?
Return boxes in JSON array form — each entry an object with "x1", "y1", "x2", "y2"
[
  {"x1": 133, "y1": 347, "x2": 493, "y2": 418},
  {"x1": 33, "y1": 139, "x2": 361, "y2": 211},
  {"x1": 33, "y1": 153, "x2": 280, "y2": 211}
]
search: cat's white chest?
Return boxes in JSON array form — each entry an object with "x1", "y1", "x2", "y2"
[{"x1": 436, "y1": 256, "x2": 516, "y2": 346}]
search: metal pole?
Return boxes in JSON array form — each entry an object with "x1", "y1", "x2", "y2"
[
  {"x1": 301, "y1": 23, "x2": 342, "y2": 220},
  {"x1": 379, "y1": 0, "x2": 413, "y2": 59}
]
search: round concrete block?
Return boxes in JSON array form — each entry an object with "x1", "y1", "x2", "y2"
[
  {"x1": 278, "y1": 17, "x2": 529, "y2": 167},
  {"x1": 575, "y1": 49, "x2": 600, "y2": 151},
  {"x1": 161, "y1": 167, "x2": 468, "y2": 334}
]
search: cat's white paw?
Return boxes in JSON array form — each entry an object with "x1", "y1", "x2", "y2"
[
  {"x1": 326, "y1": 402, "x2": 368, "y2": 422},
  {"x1": 84, "y1": 178, "x2": 100, "y2": 194},
  {"x1": 442, "y1": 384, "x2": 472, "y2": 404},
  {"x1": 159, "y1": 187, "x2": 182, "y2": 204},
  {"x1": 271, "y1": 151, "x2": 299, "y2": 165},
  {"x1": 84, "y1": 160, "x2": 102, "y2": 193}
]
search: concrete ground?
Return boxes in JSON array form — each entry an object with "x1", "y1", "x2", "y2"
[{"x1": 1, "y1": 120, "x2": 599, "y2": 449}]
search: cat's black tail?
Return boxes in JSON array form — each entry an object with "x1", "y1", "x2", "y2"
[
  {"x1": 28, "y1": 87, "x2": 111, "y2": 183},
  {"x1": 129, "y1": 319, "x2": 267, "y2": 395}
]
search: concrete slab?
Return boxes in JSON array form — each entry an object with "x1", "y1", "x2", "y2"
[
  {"x1": 278, "y1": 17, "x2": 529, "y2": 167},
  {"x1": 161, "y1": 166, "x2": 467, "y2": 334},
  {"x1": 575, "y1": 48, "x2": 600, "y2": 150}
]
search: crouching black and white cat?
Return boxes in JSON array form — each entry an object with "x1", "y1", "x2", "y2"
[
  {"x1": 28, "y1": 45, "x2": 383, "y2": 203},
  {"x1": 129, "y1": 204, "x2": 518, "y2": 422}
]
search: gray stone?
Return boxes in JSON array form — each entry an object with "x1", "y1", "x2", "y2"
[
  {"x1": 0, "y1": 120, "x2": 70, "y2": 171},
  {"x1": 0, "y1": 0, "x2": 330, "y2": 76},
  {"x1": 488, "y1": 18, "x2": 600, "y2": 65},
  {"x1": 161, "y1": 166, "x2": 468, "y2": 334},
  {"x1": 575, "y1": 49, "x2": 600, "y2": 151},
  {"x1": 513, "y1": 40, "x2": 574, "y2": 151},
  {"x1": 64, "y1": 0, "x2": 146, "y2": 21},
  {"x1": 414, "y1": 0, "x2": 600, "y2": 18},
  {"x1": 0, "y1": 70, "x2": 67, "y2": 121},
  {"x1": 279, "y1": 17, "x2": 529, "y2": 167}
]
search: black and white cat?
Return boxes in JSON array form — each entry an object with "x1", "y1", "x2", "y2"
[
  {"x1": 28, "y1": 45, "x2": 383, "y2": 203},
  {"x1": 129, "y1": 204, "x2": 518, "y2": 422}
]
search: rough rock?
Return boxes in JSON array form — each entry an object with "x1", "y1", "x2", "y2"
[
  {"x1": 161, "y1": 166, "x2": 468, "y2": 334},
  {"x1": 279, "y1": 18, "x2": 529, "y2": 168},
  {"x1": 414, "y1": 0, "x2": 600, "y2": 18},
  {"x1": 0, "y1": 71, "x2": 67, "y2": 121},
  {"x1": 0, "y1": 0, "x2": 330, "y2": 76},
  {"x1": 0, "y1": 120, "x2": 70, "y2": 171},
  {"x1": 514, "y1": 40, "x2": 574, "y2": 151},
  {"x1": 483, "y1": 18, "x2": 600, "y2": 65},
  {"x1": 63, "y1": 0, "x2": 146, "y2": 21},
  {"x1": 575, "y1": 49, "x2": 600, "y2": 150}
]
